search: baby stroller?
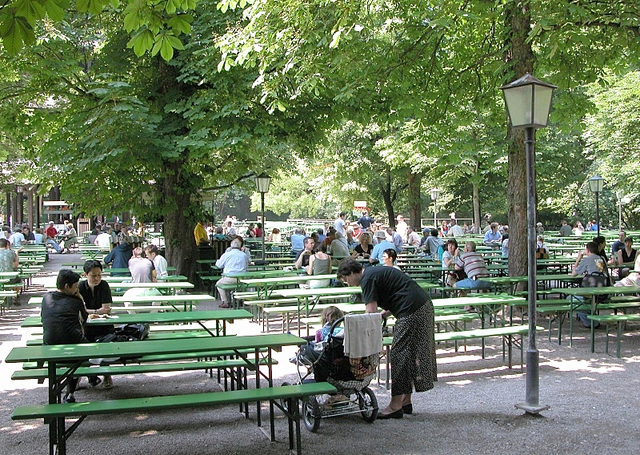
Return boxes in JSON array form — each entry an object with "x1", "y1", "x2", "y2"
[{"x1": 284, "y1": 313, "x2": 382, "y2": 432}]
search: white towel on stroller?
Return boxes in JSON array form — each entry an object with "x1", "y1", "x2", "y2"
[{"x1": 343, "y1": 313, "x2": 382, "y2": 358}]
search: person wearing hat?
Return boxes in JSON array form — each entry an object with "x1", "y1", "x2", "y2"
[
  {"x1": 370, "y1": 230, "x2": 396, "y2": 265},
  {"x1": 44, "y1": 221, "x2": 62, "y2": 253}
]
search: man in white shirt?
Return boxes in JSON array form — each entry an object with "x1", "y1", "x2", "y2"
[
  {"x1": 448, "y1": 220, "x2": 465, "y2": 237},
  {"x1": 94, "y1": 228, "x2": 113, "y2": 251},
  {"x1": 215, "y1": 238, "x2": 249, "y2": 308},
  {"x1": 9, "y1": 228, "x2": 25, "y2": 247},
  {"x1": 144, "y1": 245, "x2": 168, "y2": 278},
  {"x1": 395, "y1": 215, "x2": 408, "y2": 242},
  {"x1": 334, "y1": 212, "x2": 347, "y2": 236}
]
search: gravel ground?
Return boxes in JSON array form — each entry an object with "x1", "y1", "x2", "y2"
[{"x1": 1, "y1": 253, "x2": 640, "y2": 454}]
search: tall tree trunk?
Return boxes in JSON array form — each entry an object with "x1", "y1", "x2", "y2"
[
  {"x1": 380, "y1": 169, "x2": 395, "y2": 227},
  {"x1": 473, "y1": 161, "x2": 481, "y2": 228},
  {"x1": 407, "y1": 171, "x2": 422, "y2": 229},
  {"x1": 162, "y1": 160, "x2": 199, "y2": 283},
  {"x1": 505, "y1": 1, "x2": 535, "y2": 282}
]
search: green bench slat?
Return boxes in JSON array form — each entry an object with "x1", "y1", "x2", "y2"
[
  {"x1": 12, "y1": 383, "x2": 337, "y2": 420},
  {"x1": 21, "y1": 348, "x2": 266, "y2": 369},
  {"x1": 26, "y1": 329, "x2": 214, "y2": 346},
  {"x1": 381, "y1": 324, "x2": 542, "y2": 346},
  {"x1": 587, "y1": 314, "x2": 640, "y2": 323},
  {"x1": 433, "y1": 325, "x2": 541, "y2": 342},
  {"x1": 12, "y1": 358, "x2": 278, "y2": 381}
]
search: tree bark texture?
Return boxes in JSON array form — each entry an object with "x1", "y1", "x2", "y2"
[
  {"x1": 380, "y1": 169, "x2": 395, "y2": 228},
  {"x1": 162, "y1": 160, "x2": 199, "y2": 283},
  {"x1": 504, "y1": 0, "x2": 535, "y2": 282},
  {"x1": 407, "y1": 170, "x2": 422, "y2": 229},
  {"x1": 473, "y1": 161, "x2": 481, "y2": 229}
]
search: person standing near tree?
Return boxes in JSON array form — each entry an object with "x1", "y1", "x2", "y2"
[
  {"x1": 395, "y1": 215, "x2": 408, "y2": 242},
  {"x1": 357, "y1": 211, "x2": 374, "y2": 232},
  {"x1": 194, "y1": 222, "x2": 208, "y2": 245},
  {"x1": 334, "y1": 212, "x2": 347, "y2": 237}
]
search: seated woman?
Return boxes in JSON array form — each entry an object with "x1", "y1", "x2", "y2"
[
  {"x1": 245, "y1": 223, "x2": 256, "y2": 238},
  {"x1": 268, "y1": 228, "x2": 281, "y2": 243},
  {"x1": 307, "y1": 242, "x2": 332, "y2": 289},
  {"x1": 60, "y1": 221, "x2": 78, "y2": 254},
  {"x1": 612, "y1": 237, "x2": 636, "y2": 279},
  {"x1": 381, "y1": 248, "x2": 401, "y2": 270},
  {"x1": 352, "y1": 232, "x2": 373, "y2": 259}
]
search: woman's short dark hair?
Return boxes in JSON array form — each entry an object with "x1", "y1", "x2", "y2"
[
  {"x1": 83, "y1": 260, "x2": 102, "y2": 274},
  {"x1": 447, "y1": 238, "x2": 458, "y2": 248},
  {"x1": 56, "y1": 269, "x2": 80, "y2": 290},
  {"x1": 336, "y1": 259, "x2": 363, "y2": 279},
  {"x1": 383, "y1": 248, "x2": 397, "y2": 261}
]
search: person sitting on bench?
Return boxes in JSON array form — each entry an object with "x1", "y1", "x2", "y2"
[{"x1": 41, "y1": 269, "x2": 88, "y2": 403}]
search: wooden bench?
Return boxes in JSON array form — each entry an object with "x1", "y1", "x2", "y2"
[
  {"x1": 587, "y1": 313, "x2": 640, "y2": 357},
  {"x1": 12, "y1": 383, "x2": 337, "y2": 455}
]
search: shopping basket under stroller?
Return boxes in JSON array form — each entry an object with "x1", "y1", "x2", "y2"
[{"x1": 284, "y1": 313, "x2": 383, "y2": 432}]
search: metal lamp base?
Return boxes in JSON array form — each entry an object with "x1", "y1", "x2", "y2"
[{"x1": 514, "y1": 403, "x2": 550, "y2": 415}]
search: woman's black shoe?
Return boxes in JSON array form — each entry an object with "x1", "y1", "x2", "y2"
[
  {"x1": 402, "y1": 404, "x2": 413, "y2": 415},
  {"x1": 377, "y1": 408, "x2": 403, "y2": 419}
]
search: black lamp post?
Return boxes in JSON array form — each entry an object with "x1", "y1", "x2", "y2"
[
  {"x1": 255, "y1": 173, "x2": 272, "y2": 261},
  {"x1": 501, "y1": 73, "x2": 556, "y2": 415},
  {"x1": 588, "y1": 175, "x2": 604, "y2": 237},
  {"x1": 430, "y1": 188, "x2": 440, "y2": 228}
]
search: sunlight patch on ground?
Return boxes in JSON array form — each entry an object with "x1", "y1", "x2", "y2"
[
  {"x1": 545, "y1": 358, "x2": 625, "y2": 374},
  {"x1": 439, "y1": 365, "x2": 524, "y2": 381},
  {"x1": 1, "y1": 421, "x2": 40, "y2": 434},
  {"x1": 130, "y1": 429, "x2": 158, "y2": 437},
  {"x1": 445, "y1": 379, "x2": 474, "y2": 386}
]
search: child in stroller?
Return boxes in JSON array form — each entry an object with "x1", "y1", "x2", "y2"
[
  {"x1": 297, "y1": 306, "x2": 344, "y2": 365},
  {"x1": 287, "y1": 310, "x2": 381, "y2": 431}
]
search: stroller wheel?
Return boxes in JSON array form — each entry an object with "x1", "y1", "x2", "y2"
[
  {"x1": 357, "y1": 387, "x2": 378, "y2": 422},
  {"x1": 303, "y1": 396, "x2": 322, "y2": 432},
  {"x1": 279, "y1": 382, "x2": 292, "y2": 412}
]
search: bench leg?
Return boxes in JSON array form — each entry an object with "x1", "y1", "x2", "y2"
[{"x1": 616, "y1": 321, "x2": 623, "y2": 358}]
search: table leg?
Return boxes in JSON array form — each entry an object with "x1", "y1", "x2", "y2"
[
  {"x1": 616, "y1": 321, "x2": 623, "y2": 358},
  {"x1": 590, "y1": 295, "x2": 597, "y2": 353}
]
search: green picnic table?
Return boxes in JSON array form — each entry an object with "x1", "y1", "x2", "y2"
[
  {"x1": 239, "y1": 273, "x2": 337, "y2": 299},
  {"x1": 29, "y1": 293, "x2": 213, "y2": 312},
  {"x1": 6, "y1": 331, "x2": 306, "y2": 454},
  {"x1": 274, "y1": 286, "x2": 363, "y2": 335},
  {"x1": 22, "y1": 308, "x2": 252, "y2": 336},
  {"x1": 550, "y1": 285, "x2": 640, "y2": 352}
]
